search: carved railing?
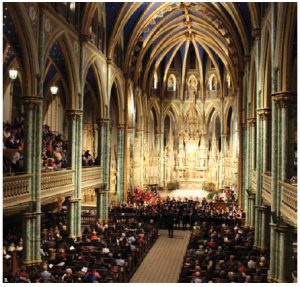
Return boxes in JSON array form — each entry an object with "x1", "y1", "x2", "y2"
[
  {"x1": 262, "y1": 173, "x2": 272, "y2": 204},
  {"x1": 81, "y1": 166, "x2": 103, "y2": 189},
  {"x1": 41, "y1": 169, "x2": 75, "y2": 202},
  {"x1": 3, "y1": 174, "x2": 32, "y2": 207},
  {"x1": 280, "y1": 181, "x2": 297, "y2": 227},
  {"x1": 251, "y1": 170, "x2": 257, "y2": 193},
  {"x1": 4, "y1": 167, "x2": 102, "y2": 210}
]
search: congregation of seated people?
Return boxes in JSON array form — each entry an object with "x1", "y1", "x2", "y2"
[
  {"x1": 3, "y1": 118, "x2": 25, "y2": 174},
  {"x1": 3, "y1": 215, "x2": 158, "y2": 283},
  {"x1": 179, "y1": 219, "x2": 268, "y2": 283},
  {"x1": 3, "y1": 119, "x2": 97, "y2": 175}
]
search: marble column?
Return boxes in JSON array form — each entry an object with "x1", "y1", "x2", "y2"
[
  {"x1": 95, "y1": 188, "x2": 103, "y2": 221},
  {"x1": 67, "y1": 110, "x2": 83, "y2": 238},
  {"x1": 269, "y1": 4, "x2": 279, "y2": 280},
  {"x1": 127, "y1": 128, "x2": 135, "y2": 188},
  {"x1": 117, "y1": 124, "x2": 125, "y2": 203},
  {"x1": 98, "y1": 118, "x2": 110, "y2": 218},
  {"x1": 220, "y1": 133, "x2": 227, "y2": 188},
  {"x1": 21, "y1": 96, "x2": 43, "y2": 265},
  {"x1": 272, "y1": 92, "x2": 296, "y2": 182},
  {"x1": 242, "y1": 122, "x2": 247, "y2": 210},
  {"x1": 248, "y1": 194, "x2": 256, "y2": 228},
  {"x1": 275, "y1": 224, "x2": 293, "y2": 282},
  {"x1": 259, "y1": 205, "x2": 270, "y2": 250},
  {"x1": 22, "y1": 212, "x2": 42, "y2": 265}
]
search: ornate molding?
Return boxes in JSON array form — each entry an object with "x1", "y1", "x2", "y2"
[
  {"x1": 257, "y1": 108, "x2": 271, "y2": 120},
  {"x1": 271, "y1": 91, "x2": 296, "y2": 109},
  {"x1": 66, "y1": 109, "x2": 83, "y2": 119},
  {"x1": 21, "y1": 96, "x2": 43, "y2": 109},
  {"x1": 246, "y1": 117, "x2": 256, "y2": 126}
]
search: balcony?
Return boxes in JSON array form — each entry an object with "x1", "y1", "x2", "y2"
[
  {"x1": 280, "y1": 181, "x2": 297, "y2": 227},
  {"x1": 82, "y1": 166, "x2": 103, "y2": 189},
  {"x1": 41, "y1": 169, "x2": 75, "y2": 204},
  {"x1": 3, "y1": 174, "x2": 32, "y2": 209},
  {"x1": 251, "y1": 170, "x2": 257, "y2": 193},
  {"x1": 3, "y1": 166, "x2": 103, "y2": 212},
  {"x1": 262, "y1": 173, "x2": 271, "y2": 205}
]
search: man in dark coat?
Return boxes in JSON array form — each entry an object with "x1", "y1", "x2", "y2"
[{"x1": 164, "y1": 209, "x2": 175, "y2": 238}]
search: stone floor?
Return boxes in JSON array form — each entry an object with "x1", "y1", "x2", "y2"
[{"x1": 130, "y1": 229, "x2": 190, "y2": 283}]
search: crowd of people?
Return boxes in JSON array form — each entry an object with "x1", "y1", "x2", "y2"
[
  {"x1": 179, "y1": 221, "x2": 268, "y2": 283},
  {"x1": 3, "y1": 216, "x2": 158, "y2": 283},
  {"x1": 4, "y1": 192, "x2": 271, "y2": 283},
  {"x1": 41, "y1": 125, "x2": 68, "y2": 172},
  {"x1": 110, "y1": 195, "x2": 243, "y2": 233},
  {"x1": 3, "y1": 120, "x2": 97, "y2": 175},
  {"x1": 3, "y1": 118, "x2": 25, "y2": 174}
]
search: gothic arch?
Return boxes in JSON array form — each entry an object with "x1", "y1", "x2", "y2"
[
  {"x1": 44, "y1": 33, "x2": 79, "y2": 109},
  {"x1": 5, "y1": 3, "x2": 39, "y2": 96},
  {"x1": 109, "y1": 73, "x2": 124, "y2": 124},
  {"x1": 205, "y1": 103, "x2": 221, "y2": 127}
]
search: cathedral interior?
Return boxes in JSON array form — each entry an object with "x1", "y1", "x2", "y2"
[{"x1": 2, "y1": 2, "x2": 298, "y2": 283}]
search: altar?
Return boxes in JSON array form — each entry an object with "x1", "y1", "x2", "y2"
[
  {"x1": 178, "y1": 179, "x2": 204, "y2": 190},
  {"x1": 159, "y1": 188, "x2": 209, "y2": 200}
]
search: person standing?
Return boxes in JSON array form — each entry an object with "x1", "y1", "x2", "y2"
[{"x1": 165, "y1": 209, "x2": 174, "y2": 238}]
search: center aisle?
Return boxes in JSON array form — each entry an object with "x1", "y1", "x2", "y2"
[{"x1": 130, "y1": 230, "x2": 190, "y2": 283}]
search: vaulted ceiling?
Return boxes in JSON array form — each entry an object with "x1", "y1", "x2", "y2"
[{"x1": 106, "y1": 2, "x2": 260, "y2": 90}]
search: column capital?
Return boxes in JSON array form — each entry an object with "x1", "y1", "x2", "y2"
[
  {"x1": 22, "y1": 96, "x2": 43, "y2": 109},
  {"x1": 107, "y1": 58, "x2": 112, "y2": 65},
  {"x1": 257, "y1": 108, "x2": 271, "y2": 120},
  {"x1": 255, "y1": 205, "x2": 269, "y2": 212},
  {"x1": 23, "y1": 212, "x2": 42, "y2": 219},
  {"x1": 66, "y1": 109, "x2": 83, "y2": 119},
  {"x1": 275, "y1": 223, "x2": 291, "y2": 233},
  {"x1": 97, "y1": 118, "x2": 110, "y2": 126},
  {"x1": 271, "y1": 91, "x2": 296, "y2": 109},
  {"x1": 247, "y1": 117, "x2": 256, "y2": 126},
  {"x1": 117, "y1": 123, "x2": 125, "y2": 130}
]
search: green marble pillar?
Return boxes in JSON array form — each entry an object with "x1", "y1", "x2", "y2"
[
  {"x1": 95, "y1": 188, "x2": 102, "y2": 221},
  {"x1": 117, "y1": 125, "x2": 125, "y2": 203},
  {"x1": 155, "y1": 132, "x2": 163, "y2": 187},
  {"x1": 248, "y1": 194, "x2": 255, "y2": 228},
  {"x1": 269, "y1": 222, "x2": 277, "y2": 281},
  {"x1": 220, "y1": 134, "x2": 227, "y2": 188},
  {"x1": 67, "y1": 110, "x2": 83, "y2": 238},
  {"x1": 259, "y1": 205, "x2": 270, "y2": 250},
  {"x1": 276, "y1": 224, "x2": 293, "y2": 282},
  {"x1": 242, "y1": 124, "x2": 247, "y2": 209}
]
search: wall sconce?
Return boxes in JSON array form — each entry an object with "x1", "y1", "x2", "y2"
[
  {"x1": 50, "y1": 85, "x2": 58, "y2": 95},
  {"x1": 9, "y1": 69, "x2": 18, "y2": 80}
]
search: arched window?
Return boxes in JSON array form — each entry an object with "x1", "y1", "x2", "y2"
[
  {"x1": 226, "y1": 74, "x2": 231, "y2": 88},
  {"x1": 153, "y1": 72, "x2": 158, "y2": 89},
  {"x1": 167, "y1": 74, "x2": 176, "y2": 92},
  {"x1": 208, "y1": 74, "x2": 218, "y2": 91},
  {"x1": 188, "y1": 75, "x2": 197, "y2": 91},
  {"x1": 89, "y1": 9, "x2": 104, "y2": 51}
]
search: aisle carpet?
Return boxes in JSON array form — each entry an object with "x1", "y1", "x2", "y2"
[{"x1": 130, "y1": 229, "x2": 190, "y2": 283}]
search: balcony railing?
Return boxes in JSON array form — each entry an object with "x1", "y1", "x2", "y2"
[
  {"x1": 3, "y1": 174, "x2": 32, "y2": 207},
  {"x1": 82, "y1": 166, "x2": 103, "y2": 189},
  {"x1": 262, "y1": 173, "x2": 272, "y2": 204},
  {"x1": 3, "y1": 167, "x2": 103, "y2": 210},
  {"x1": 41, "y1": 169, "x2": 75, "y2": 202},
  {"x1": 251, "y1": 170, "x2": 257, "y2": 193},
  {"x1": 280, "y1": 181, "x2": 297, "y2": 227}
]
